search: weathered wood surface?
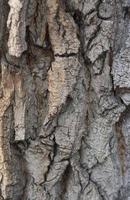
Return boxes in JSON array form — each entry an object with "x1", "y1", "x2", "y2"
[{"x1": 0, "y1": 0, "x2": 129, "y2": 199}]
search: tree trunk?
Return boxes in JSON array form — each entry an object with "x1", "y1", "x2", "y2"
[{"x1": 0, "y1": 0, "x2": 129, "y2": 199}]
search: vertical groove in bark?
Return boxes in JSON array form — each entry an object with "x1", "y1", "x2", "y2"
[{"x1": 0, "y1": 0, "x2": 129, "y2": 200}]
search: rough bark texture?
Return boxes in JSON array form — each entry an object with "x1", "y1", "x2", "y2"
[{"x1": 0, "y1": 0, "x2": 129, "y2": 199}]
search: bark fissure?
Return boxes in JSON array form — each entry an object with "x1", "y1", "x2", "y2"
[{"x1": 0, "y1": 0, "x2": 129, "y2": 199}]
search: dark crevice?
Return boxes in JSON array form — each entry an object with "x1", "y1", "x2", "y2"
[
  {"x1": 55, "y1": 53, "x2": 77, "y2": 57},
  {"x1": 123, "y1": 6, "x2": 130, "y2": 19},
  {"x1": 115, "y1": 87, "x2": 130, "y2": 95},
  {"x1": 109, "y1": 47, "x2": 119, "y2": 100},
  {"x1": 84, "y1": 9, "x2": 96, "y2": 19},
  {"x1": 73, "y1": 10, "x2": 84, "y2": 28},
  {"x1": 26, "y1": 23, "x2": 54, "y2": 66},
  {"x1": 44, "y1": 135, "x2": 58, "y2": 183},
  {"x1": 60, "y1": 162, "x2": 71, "y2": 199},
  {"x1": 87, "y1": 24, "x2": 101, "y2": 51},
  {"x1": 115, "y1": 106, "x2": 130, "y2": 174},
  {"x1": 11, "y1": 140, "x2": 29, "y2": 155},
  {"x1": 44, "y1": 23, "x2": 53, "y2": 50},
  {"x1": 93, "y1": 50, "x2": 108, "y2": 75},
  {"x1": 91, "y1": 180, "x2": 106, "y2": 200}
]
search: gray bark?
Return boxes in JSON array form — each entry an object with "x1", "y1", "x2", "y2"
[{"x1": 0, "y1": 0, "x2": 129, "y2": 199}]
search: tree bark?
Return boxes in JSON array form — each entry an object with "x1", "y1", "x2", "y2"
[{"x1": 0, "y1": 0, "x2": 129, "y2": 199}]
